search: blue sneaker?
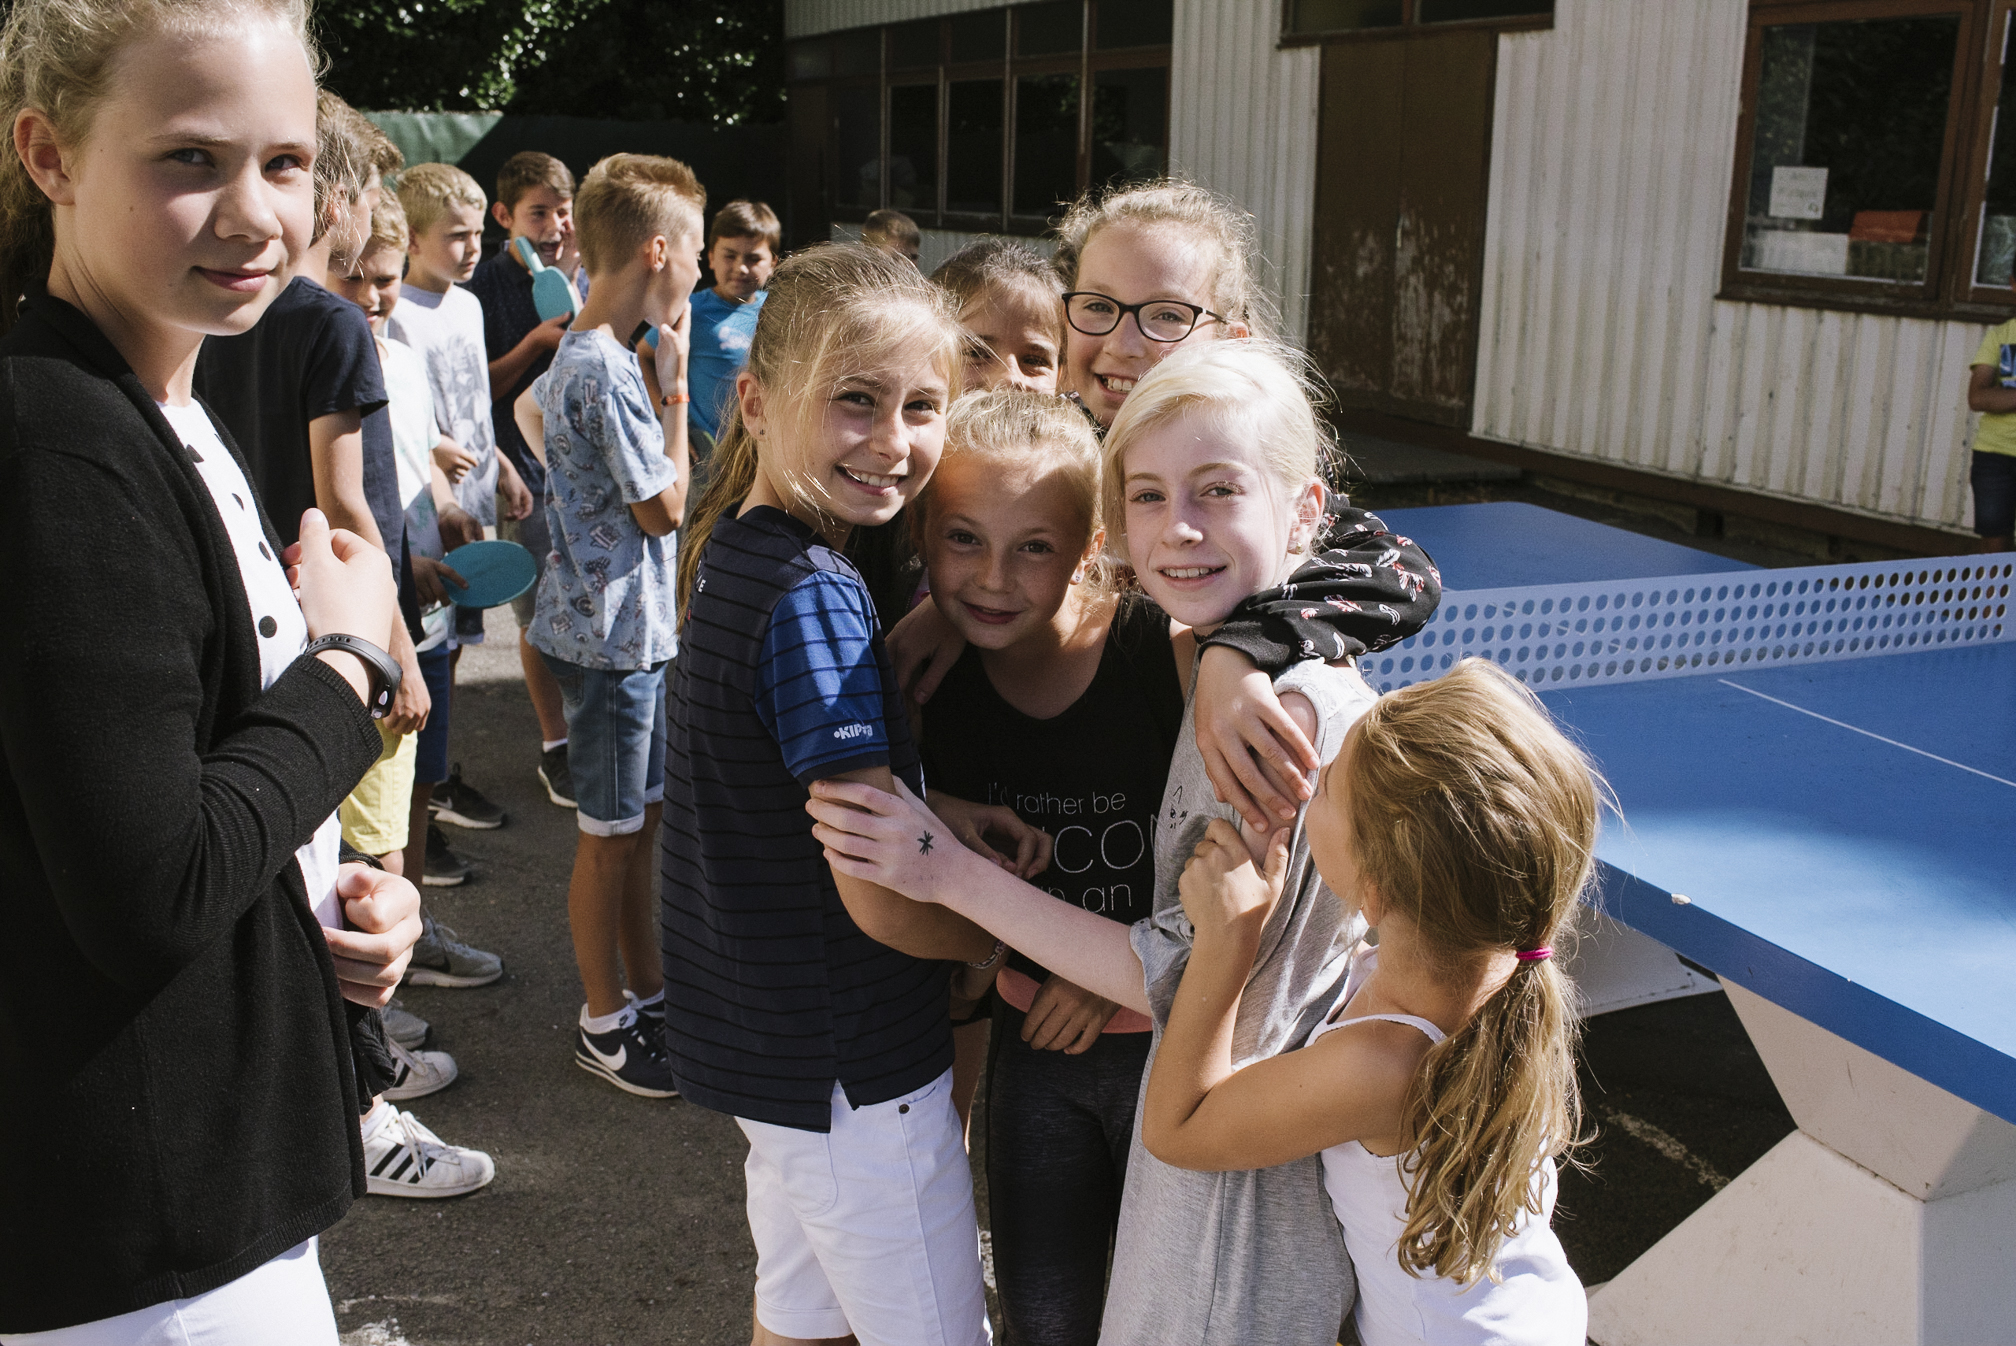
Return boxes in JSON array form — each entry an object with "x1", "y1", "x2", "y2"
[{"x1": 575, "y1": 1007, "x2": 677, "y2": 1099}]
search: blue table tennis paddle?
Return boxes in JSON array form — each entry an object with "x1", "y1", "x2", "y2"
[
  {"x1": 513, "y1": 237, "x2": 580, "y2": 323},
  {"x1": 440, "y1": 539, "x2": 537, "y2": 609}
]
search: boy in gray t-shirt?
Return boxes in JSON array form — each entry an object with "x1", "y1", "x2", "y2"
[{"x1": 1102, "y1": 658, "x2": 1377, "y2": 1346}]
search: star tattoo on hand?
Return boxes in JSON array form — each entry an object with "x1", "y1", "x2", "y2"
[{"x1": 918, "y1": 830, "x2": 936, "y2": 856}]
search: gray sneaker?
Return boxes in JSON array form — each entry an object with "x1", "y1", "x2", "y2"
[
  {"x1": 382, "y1": 998, "x2": 429, "y2": 1049},
  {"x1": 538, "y1": 744, "x2": 577, "y2": 809},
  {"x1": 405, "y1": 914, "x2": 503, "y2": 988}
]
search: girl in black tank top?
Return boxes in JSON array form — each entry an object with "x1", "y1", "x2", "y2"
[
  {"x1": 922, "y1": 593, "x2": 1181, "y2": 957},
  {"x1": 913, "y1": 392, "x2": 1201, "y2": 1345}
]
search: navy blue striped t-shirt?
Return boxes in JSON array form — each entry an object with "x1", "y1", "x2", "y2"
[{"x1": 661, "y1": 505, "x2": 949, "y2": 1132}]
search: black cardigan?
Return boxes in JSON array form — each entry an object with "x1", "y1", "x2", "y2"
[{"x1": 0, "y1": 288, "x2": 384, "y2": 1331}]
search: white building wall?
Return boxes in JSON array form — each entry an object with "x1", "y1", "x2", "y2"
[
  {"x1": 1167, "y1": 0, "x2": 1321, "y2": 343},
  {"x1": 1473, "y1": 0, "x2": 1983, "y2": 534}
]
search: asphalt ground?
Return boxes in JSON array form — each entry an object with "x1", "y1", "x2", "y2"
[{"x1": 324, "y1": 520, "x2": 1802, "y2": 1341}]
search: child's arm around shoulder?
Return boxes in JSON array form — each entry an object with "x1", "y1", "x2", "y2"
[{"x1": 1141, "y1": 819, "x2": 1417, "y2": 1172}]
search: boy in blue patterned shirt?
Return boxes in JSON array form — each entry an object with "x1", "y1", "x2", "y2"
[{"x1": 522, "y1": 153, "x2": 704, "y2": 1098}]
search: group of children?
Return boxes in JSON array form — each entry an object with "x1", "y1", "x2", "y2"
[
  {"x1": 281, "y1": 125, "x2": 1601, "y2": 1345},
  {"x1": 0, "y1": 0, "x2": 1606, "y2": 1338},
  {"x1": 644, "y1": 181, "x2": 1591, "y2": 1345}
]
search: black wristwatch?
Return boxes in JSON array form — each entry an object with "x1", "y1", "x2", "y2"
[{"x1": 304, "y1": 633, "x2": 402, "y2": 719}]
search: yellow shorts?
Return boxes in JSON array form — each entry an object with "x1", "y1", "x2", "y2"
[{"x1": 340, "y1": 724, "x2": 417, "y2": 856}]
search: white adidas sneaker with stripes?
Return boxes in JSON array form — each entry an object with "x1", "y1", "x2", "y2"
[{"x1": 363, "y1": 1104, "x2": 494, "y2": 1198}]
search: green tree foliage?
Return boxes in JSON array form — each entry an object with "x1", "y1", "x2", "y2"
[{"x1": 318, "y1": 0, "x2": 783, "y2": 124}]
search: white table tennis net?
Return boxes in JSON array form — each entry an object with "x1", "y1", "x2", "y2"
[{"x1": 1367, "y1": 555, "x2": 2015, "y2": 695}]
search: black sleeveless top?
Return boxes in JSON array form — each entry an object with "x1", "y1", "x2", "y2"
[{"x1": 920, "y1": 593, "x2": 1185, "y2": 982}]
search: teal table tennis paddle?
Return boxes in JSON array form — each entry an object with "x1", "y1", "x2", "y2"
[
  {"x1": 440, "y1": 539, "x2": 537, "y2": 609},
  {"x1": 513, "y1": 237, "x2": 580, "y2": 323}
]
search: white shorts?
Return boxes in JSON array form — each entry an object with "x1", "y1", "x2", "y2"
[
  {"x1": 1, "y1": 1239, "x2": 336, "y2": 1346},
  {"x1": 738, "y1": 1070, "x2": 991, "y2": 1346}
]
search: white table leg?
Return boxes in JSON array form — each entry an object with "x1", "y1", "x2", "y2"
[
  {"x1": 1562, "y1": 905, "x2": 1718, "y2": 1017},
  {"x1": 1586, "y1": 980, "x2": 2016, "y2": 1346}
]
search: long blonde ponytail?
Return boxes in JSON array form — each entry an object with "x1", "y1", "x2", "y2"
[
  {"x1": 676, "y1": 243, "x2": 963, "y2": 620},
  {"x1": 1344, "y1": 658, "x2": 1601, "y2": 1286}
]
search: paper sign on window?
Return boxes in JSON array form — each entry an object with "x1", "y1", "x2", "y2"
[{"x1": 1769, "y1": 166, "x2": 1829, "y2": 221}]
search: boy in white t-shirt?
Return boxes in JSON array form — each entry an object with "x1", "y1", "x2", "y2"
[{"x1": 386, "y1": 162, "x2": 532, "y2": 837}]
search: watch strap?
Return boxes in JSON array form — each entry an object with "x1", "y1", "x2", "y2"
[{"x1": 304, "y1": 633, "x2": 401, "y2": 719}]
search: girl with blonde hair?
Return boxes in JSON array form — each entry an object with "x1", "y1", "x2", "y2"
[
  {"x1": 665, "y1": 243, "x2": 1041, "y2": 1346},
  {"x1": 1142, "y1": 657, "x2": 1592, "y2": 1346},
  {"x1": 809, "y1": 338, "x2": 1395, "y2": 1344},
  {"x1": 0, "y1": 0, "x2": 423, "y2": 1338}
]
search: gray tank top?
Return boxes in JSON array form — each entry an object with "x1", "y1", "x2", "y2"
[{"x1": 1102, "y1": 657, "x2": 1377, "y2": 1346}]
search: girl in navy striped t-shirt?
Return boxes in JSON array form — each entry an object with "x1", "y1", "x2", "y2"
[{"x1": 662, "y1": 244, "x2": 1017, "y2": 1346}]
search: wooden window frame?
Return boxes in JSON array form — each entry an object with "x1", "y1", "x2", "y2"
[
  {"x1": 791, "y1": 1, "x2": 1170, "y2": 239},
  {"x1": 1719, "y1": 0, "x2": 2016, "y2": 321},
  {"x1": 1279, "y1": 0, "x2": 1553, "y2": 48}
]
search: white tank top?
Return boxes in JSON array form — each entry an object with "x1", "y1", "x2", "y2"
[{"x1": 1310, "y1": 952, "x2": 1587, "y2": 1346}]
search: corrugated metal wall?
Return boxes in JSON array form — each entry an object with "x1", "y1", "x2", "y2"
[
  {"x1": 1169, "y1": 0, "x2": 1320, "y2": 343},
  {"x1": 1474, "y1": 0, "x2": 1983, "y2": 534}
]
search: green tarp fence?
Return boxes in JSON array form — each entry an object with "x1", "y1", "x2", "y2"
[{"x1": 363, "y1": 110, "x2": 791, "y2": 240}]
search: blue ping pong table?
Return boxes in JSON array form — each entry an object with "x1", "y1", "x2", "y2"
[{"x1": 1371, "y1": 503, "x2": 2016, "y2": 1346}]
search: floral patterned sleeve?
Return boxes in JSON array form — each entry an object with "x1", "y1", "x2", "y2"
[{"x1": 1197, "y1": 504, "x2": 1442, "y2": 673}]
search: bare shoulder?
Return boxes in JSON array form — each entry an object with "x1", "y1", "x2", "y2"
[
  {"x1": 1304, "y1": 1014, "x2": 1435, "y2": 1119},
  {"x1": 1277, "y1": 689, "x2": 1319, "y2": 739}
]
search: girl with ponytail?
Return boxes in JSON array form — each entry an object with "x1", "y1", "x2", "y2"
[
  {"x1": 1141, "y1": 657, "x2": 1595, "y2": 1346},
  {"x1": 664, "y1": 243, "x2": 1039, "y2": 1346}
]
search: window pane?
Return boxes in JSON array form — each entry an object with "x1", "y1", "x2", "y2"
[
  {"x1": 1285, "y1": 0, "x2": 1403, "y2": 34},
  {"x1": 1095, "y1": 0, "x2": 1173, "y2": 49},
  {"x1": 1977, "y1": 64, "x2": 2016, "y2": 288},
  {"x1": 1015, "y1": 72, "x2": 1080, "y2": 216},
  {"x1": 889, "y1": 83, "x2": 939, "y2": 215},
  {"x1": 833, "y1": 84, "x2": 881, "y2": 212},
  {"x1": 889, "y1": 19, "x2": 939, "y2": 70},
  {"x1": 788, "y1": 38, "x2": 830, "y2": 82},
  {"x1": 1417, "y1": 0, "x2": 1551, "y2": 21},
  {"x1": 1018, "y1": 1, "x2": 1083, "y2": 56},
  {"x1": 948, "y1": 80, "x2": 1004, "y2": 215},
  {"x1": 951, "y1": 9, "x2": 1008, "y2": 63},
  {"x1": 1092, "y1": 66, "x2": 1166, "y2": 188},
  {"x1": 832, "y1": 27, "x2": 880, "y2": 77},
  {"x1": 1741, "y1": 18, "x2": 1957, "y2": 284}
]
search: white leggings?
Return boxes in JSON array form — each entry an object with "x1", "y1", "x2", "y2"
[{"x1": 0, "y1": 1239, "x2": 338, "y2": 1346}]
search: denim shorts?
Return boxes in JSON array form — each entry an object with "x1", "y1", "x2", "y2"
[
  {"x1": 415, "y1": 645, "x2": 454, "y2": 785},
  {"x1": 1972, "y1": 451, "x2": 2016, "y2": 538},
  {"x1": 539, "y1": 653, "x2": 667, "y2": 836}
]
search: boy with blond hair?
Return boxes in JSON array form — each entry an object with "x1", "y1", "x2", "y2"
[
  {"x1": 521, "y1": 154, "x2": 702, "y2": 1097},
  {"x1": 688, "y1": 199, "x2": 777, "y2": 457},
  {"x1": 470, "y1": 150, "x2": 580, "y2": 809},
  {"x1": 324, "y1": 192, "x2": 498, "y2": 1198},
  {"x1": 390, "y1": 161, "x2": 534, "y2": 838}
]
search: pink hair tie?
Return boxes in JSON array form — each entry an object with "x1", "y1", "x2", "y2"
[{"x1": 1515, "y1": 947, "x2": 1553, "y2": 962}]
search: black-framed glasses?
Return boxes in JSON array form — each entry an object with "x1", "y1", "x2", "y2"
[{"x1": 1062, "y1": 291, "x2": 1225, "y2": 343}]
